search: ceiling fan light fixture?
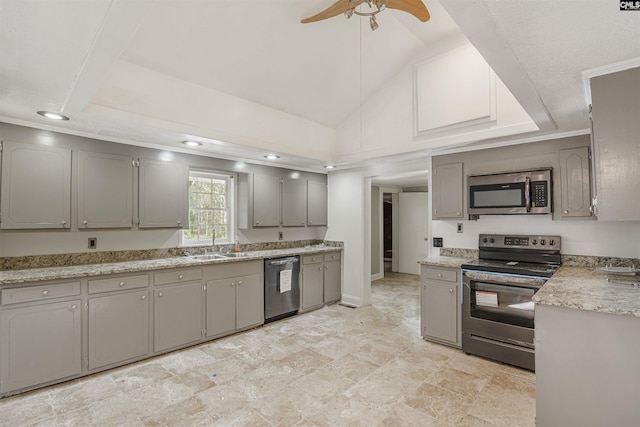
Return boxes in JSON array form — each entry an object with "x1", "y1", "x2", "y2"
[
  {"x1": 370, "y1": 15, "x2": 379, "y2": 31},
  {"x1": 376, "y1": 1, "x2": 387, "y2": 12},
  {"x1": 344, "y1": 8, "x2": 354, "y2": 19}
]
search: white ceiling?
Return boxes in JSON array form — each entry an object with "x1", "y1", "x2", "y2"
[{"x1": 1, "y1": 0, "x2": 639, "y2": 176}]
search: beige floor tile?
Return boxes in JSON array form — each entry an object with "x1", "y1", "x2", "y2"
[
  {"x1": 426, "y1": 366, "x2": 489, "y2": 400},
  {"x1": 404, "y1": 382, "x2": 475, "y2": 425}
]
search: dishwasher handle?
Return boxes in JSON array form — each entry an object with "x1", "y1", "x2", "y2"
[{"x1": 266, "y1": 257, "x2": 300, "y2": 266}]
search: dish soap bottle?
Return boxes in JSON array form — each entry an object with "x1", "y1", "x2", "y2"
[{"x1": 233, "y1": 237, "x2": 241, "y2": 253}]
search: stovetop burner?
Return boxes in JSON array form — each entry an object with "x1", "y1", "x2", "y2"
[{"x1": 461, "y1": 233, "x2": 562, "y2": 278}]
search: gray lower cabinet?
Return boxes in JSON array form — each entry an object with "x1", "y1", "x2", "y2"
[
  {"x1": 301, "y1": 261, "x2": 324, "y2": 311},
  {"x1": 323, "y1": 253, "x2": 341, "y2": 304},
  {"x1": 301, "y1": 252, "x2": 342, "y2": 311},
  {"x1": 88, "y1": 290, "x2": 149, "y2": 370},
  {"x1": 154, "y1": 282, "x2": 204, "y2": 352},
  {"x1": 420, "y1": 265, "x2": 461, "y2": 348},
  {"x1": 206, "y1": 273, "x2": 262, "y2": 338},
  {"x1": 0, "y1": 299, "x2": 82, "y2": 394}
]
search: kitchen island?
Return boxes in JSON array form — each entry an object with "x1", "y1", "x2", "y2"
[{"x1": 533, "y1": 266, "x2": 640, "y2": 427}]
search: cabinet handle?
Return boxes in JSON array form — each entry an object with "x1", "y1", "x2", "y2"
[
  {"x1": 178, "y1": 274, "x2": 184, "y2": 279},
  {"x1": 42, "y1": 290, "x2": 49, "y2": 296},
  {"x1": 456, "y1": 212, "x2": 461, "y2": 216},
  {"x1": 141, "y1": 295, "x2": 147, "y2": 300},
  {"x1": 119, "y1": 281, "x2": 125, "y2": 287},
  {"x1": 231, "y1": 282, "x2": 235, "y2": 287},
  {"x1": 325, "y1": 266, "x2": 328, "y2": 270},
  {"x1": 318, "y1": 267, "x2": 322, "y2": 271},
  {"x1": 449, "y1": 289, "x2": 453, "y2": 293},
  {"x1": 309, "y1": 221, "x2": 313, "y2": 225},
  {"x1": 437, "y1": 273, "x2": 443, "y2": 278},
  {"x1": 60, "y1": 220, "x2": 66, "y2": 227},
  {"x1": 256, "y1": 221, "x2": 260, "y2": 225},
  {"x1": 238, "y1": 280, "x2": 242, "y2": 286},
  {"x1": 70, "y1": 304, "x2": 77, "y2": 310},
  {"x1": 158, "y1": 292, "x2": 163, "y2": 297},
  {"x1": 301, "y1": 221, "x2": 305, "y2": 225},
  {"x1": 177, "y1": 221, "x2": 182, "y2": 227},
  {"x1": 564, "y1": 210, "x2": 569, "y2": 214}
]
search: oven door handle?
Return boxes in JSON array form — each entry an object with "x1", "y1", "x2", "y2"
[{"x1": 462, "y1": 269, "x2": 547, "y2": 289}]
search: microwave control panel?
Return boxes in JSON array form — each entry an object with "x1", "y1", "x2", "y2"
[{"x1": 531, "y1": 181, "x2": 548, "y2": 207}]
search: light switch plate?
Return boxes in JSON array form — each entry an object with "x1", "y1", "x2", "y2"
[
  {"x1": 433, "y1": 237, "x2": 443, "y2": 247},
  {"x1": 457, "y1": 223, "x2": 463, "y2": 233},
  {"x1": 88, "y1": 237, "x2": 97, "y2": 249}
]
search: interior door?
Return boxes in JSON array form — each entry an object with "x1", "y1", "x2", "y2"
[{"x1": 398, "y1": 192, "x2": 429, "y2": 275}]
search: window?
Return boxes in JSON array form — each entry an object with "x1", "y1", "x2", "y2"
[{"x1": 182, "y1": 170, "x2": 234, "y2": 246}]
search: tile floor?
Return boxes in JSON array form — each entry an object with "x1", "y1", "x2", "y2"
[{"x1": 0, "y1": 273, "x2": 536, "y2": 426}]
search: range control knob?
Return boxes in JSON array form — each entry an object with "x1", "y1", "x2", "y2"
[
  {"x1": 482, "y1": 237, "x2": 488, "y2": 244},
  {"x1": 489, "y1": 238, "x2": 495, "y2": 243},
  {"x1": 549, "y1": 239, "x2": 555, "y2": 246},
  {"x1": 540, "y1": 239, "x2": 546, "y2": 245},
  {"x1": 532, "y1": 239, "x2": 537, "y2": 245}
]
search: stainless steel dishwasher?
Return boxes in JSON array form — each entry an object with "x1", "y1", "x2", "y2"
[{"x1": 264, "y1": 256, "x2": 300, "y2": 323}]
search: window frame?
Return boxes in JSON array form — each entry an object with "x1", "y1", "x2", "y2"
[{"x1": 181, "y1": 169, "x2": 235, "y2": 247}]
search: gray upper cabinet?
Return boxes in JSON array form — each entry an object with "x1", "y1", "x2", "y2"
[
  {"x1": 559, "y1": 147, "x2": 592, "y2": 219},
  {"x1": 282, "y1": 178, "x2": 307, "y2": 227},
  {"x1": 253, "y1": 174, "x2": 281, "y2": 227},
  {"x1": 432, "y1": 162, "x2": 464, "y2": 219},
  {"x1": 0, "y1": 298, "x2": 81, "y2": 394},
  {"x1": 138, "y1": 157, "x2": 188, "y2": 228},
  {"x1": 77, "y1": 151, "x2": 134, "y2": 229},
  {"x1": 307, "y1": 180, "x2": 328, "y2": 226},
  {"x1": 590, "y1": 67, "x2": 640, "y2": 221},
  {"x1": 0, "y1": 142, "x2": 71, "y2": 229}
]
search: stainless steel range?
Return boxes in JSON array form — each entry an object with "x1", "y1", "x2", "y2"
[{"x1": 461, "y1": 234, "x2": 561, "y2": 371}]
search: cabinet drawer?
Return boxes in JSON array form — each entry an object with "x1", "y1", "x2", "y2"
[
  {"x1": 302, "y1": 254, "x2": 323, "y2": 265},
  {"x1": 324, "y1": 252, "x2": 341, "y2": 262},
  {"x1": 1, "y1": 281, "x2": 81, "y2": 305},
  {"x1": 423, "y1": 268, "x2": 458, "y2": 283},
  {"x1": 154, "y1": 268, "x2": 202, "y2": 286},
  {"x1": 88, "y1": 274, "x2": 149, "y2": 294}
]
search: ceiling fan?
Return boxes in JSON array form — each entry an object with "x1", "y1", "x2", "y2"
[{"x1": 301, "y1": 0, "x2": 430, "y2": 30}]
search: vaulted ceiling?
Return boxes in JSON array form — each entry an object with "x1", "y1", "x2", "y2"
[{"x1": 0, "y1": 1, "x2": 639, "y2": 172}]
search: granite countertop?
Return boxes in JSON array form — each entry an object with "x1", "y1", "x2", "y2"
[
  {"x1": 533, "y1": 266, "x2": 640, "y2": 318},
  {"x1": 419, "y1": 256, "x2": 471, "y2": 269},
  {"x1": 0, "y1": 246, "x2": 341, "y2": 285}
]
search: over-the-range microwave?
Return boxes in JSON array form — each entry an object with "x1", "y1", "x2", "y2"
[{"x1": 467, "y1": 168, "x2": 553, "y2": 215}]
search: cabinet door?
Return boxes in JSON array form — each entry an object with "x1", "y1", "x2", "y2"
[
  {"x1": 78, "y1": 151, "x2": 133, "y2": 229},
  {"x1": 205, "y1": 278, "x2": 236, "y2": 338},
  {"x1": 0, "y1": 300, "x2": 81, "y2": 393},
  {"x1": 282, "y1": 178, "x2": 307, "y2": 227},
  {"x1": 301, "y1": 264, "x2": 324, "y2": 310},
  {"x1": 253, "y1": 174, "x2": 281, "y2": 227},
  {"x1": 432, "y1": 162, "x2": 463, "y2": 219},
  {"x1": 139, "y1": 158, "x2": 188, "y2": 228},
  {"x1": 235, "y1": 274, "x2": 263, "y2": 330},
  {"x1": 323, "y1": 260, "x2": 341, "y2": 304},
  {"x1": 88, "y1": 290, "x2": 149, "y2": 370},
  {"x1": 424, "y1": 281, "x2": 458, "y2": 344},
  {"x1": 559, "y1": 147, "x2": 592, "y2": 218},
  {"x1": 307, "y1": 181, "x2": 328, "y2": 226},
  {"x1": 0, "y1": 142, "x2": 71, "y2": 229},
  {"x1": 590, "y1": 68, "x2": 640, "y2": 221},
  {"x1": 154, "y1": 283, "x2": 203, "y2": 352}
]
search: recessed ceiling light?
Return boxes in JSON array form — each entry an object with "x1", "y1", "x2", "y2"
[
  {"x1": 264, "y1": 154, "x2": 280, "y2": 160},
  {"x1": 37, "y1": 111, "x2": 69, "y2": 121},
  {"x1": 324, "y1": 165, "x2": 336, "y2": 170},
  {"x1": 181, "y1": 140, "x2": 202, "y2": 147}
]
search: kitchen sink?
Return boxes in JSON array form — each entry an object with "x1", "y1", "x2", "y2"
[{"x1": 189, "y1": 252, "x2": 248, "y2": 261}]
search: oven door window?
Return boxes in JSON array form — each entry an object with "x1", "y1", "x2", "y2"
[{"x1": 470, "y1": 281, "x2": 536, "y2": 328}]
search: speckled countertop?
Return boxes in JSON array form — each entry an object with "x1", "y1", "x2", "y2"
[
  {"x1": 0, "y1": 246, "x2": 341, "y2": 285},
  {"x1": 533, "y1": 266, "x2": 640, "y2": 318},
  {"x1": 419, "y1": 256, "x2": 471, "y2": 269}
]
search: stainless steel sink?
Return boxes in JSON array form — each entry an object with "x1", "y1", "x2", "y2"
[{"x1": 189, "y1": 252, "x2": 248, "y2": 261}]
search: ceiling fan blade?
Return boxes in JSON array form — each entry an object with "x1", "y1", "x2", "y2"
[
  {"x1": 386, "y1": 0, "x2": 430, "y2": 22},
  {"x1": 301, "y1": 0, "x2": 364, "y2": 24}
]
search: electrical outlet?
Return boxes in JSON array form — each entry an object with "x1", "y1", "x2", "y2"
[
  {"x1": 88, "y1": 237, "x2": 97, "y2": 249},
  {"x1": 433, "y1": 237, "x2": 443, "y2": 248},
  {"x1": 278, "y1": 231, "x2": 283, "y2": 241},
  {"x1": 457, "y1": 223, "x2": 463, "y2": 233}
]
